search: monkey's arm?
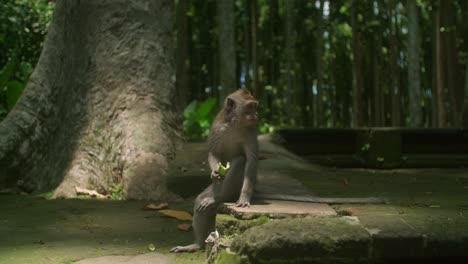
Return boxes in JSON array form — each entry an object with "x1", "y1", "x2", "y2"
[
  {"x1": 208, "y1": 152, "x2": 219, "y2": 171},
  {"x1": 208, "y1": 152, "x2": 223, "y2": 181},
  {"x1": 237, "y1": 132, "x2": 258, "y2": 207}
]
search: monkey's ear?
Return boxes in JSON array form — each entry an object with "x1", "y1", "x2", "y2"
[{"x1": 225, "y1": 97, "x2": 236, "y2": 114}]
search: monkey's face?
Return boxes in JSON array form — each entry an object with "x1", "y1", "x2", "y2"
[{"x1": 239, "y1": 101, "x2": 258, "y2": 127}]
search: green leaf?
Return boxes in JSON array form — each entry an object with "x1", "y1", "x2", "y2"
[
  {"x1": 0, "y1": 54, "x2": 18, "y2": 89},
  {"x1": 339, "y1": 5, "x2": 348, "y2": 15},
  {"x1": 183, "y1": 100, "x2": 198, "y2": 119},
  {"x1": 19, "y1": 62, "x2": 33, "y2": 82},
  {"x1": 196, "y1": 98, "x2": 216, "y2": 119},
  {"x1": 6, "y1": 80, "x2": 24, "y2": 110}
]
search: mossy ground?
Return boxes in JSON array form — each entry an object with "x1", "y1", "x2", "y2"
[{"x1": 0, "y1": 194, "x2": 204, "y2": 264}]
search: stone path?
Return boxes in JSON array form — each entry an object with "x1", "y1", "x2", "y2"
[{"x1": 75, "y1": 253, "x2": 172, "y2": 264}]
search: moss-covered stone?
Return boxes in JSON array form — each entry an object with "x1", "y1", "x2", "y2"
[
  {"x1": 216, "y1": 214, "x2": 270, "y2": 237},
  {"x1": 215, "y1": 250, "x2": 243, "y2": 264},
  {"x1": 231, "y1": 217, "x2": 371, "y2": 263}
]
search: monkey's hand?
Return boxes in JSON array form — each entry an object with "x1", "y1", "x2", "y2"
[
  {"x1": 210, "y1": 170, "x2": 222, "y2": 182},
  {"x1": 236, "y1": 196, "x2": 251, "y2": 208},
  {"x1": 197, "y1": 197, "x2": 216, "y2": 213}
]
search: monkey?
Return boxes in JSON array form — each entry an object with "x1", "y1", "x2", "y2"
[
  {"x1": 171, "y1": 89, "x2": 387, "y2": 253},
  {"x1": 171, "y1": 89, "x2": 259, "y2": 253}
]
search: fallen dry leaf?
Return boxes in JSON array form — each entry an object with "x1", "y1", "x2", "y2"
[
  {"x1": 159, "y1": 209, "x2": 193, "y2": 221},
  {"x1": 177, "y1": 224, "x2": 192, "y2": 231},
  {"x1": 74, "y1": 186, "x2": 109, "y2": 199},
  {"x1": 143, "y1": 203, "x2": 168, "y2": 211}
]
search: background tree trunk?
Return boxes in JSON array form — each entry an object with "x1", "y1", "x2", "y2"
[
  {"x1": 315, "y1": 0, "x2": 324, "y2": 127},
  {"x1": 434, "y1": 0, "x2": 446, "y2": 128},
  {"x1": 351, "y1": 0, "x2": 363, "y2": 128},
  {"x1": 407, "y1": 0, "x2": 422, "y2": 127},
  {"x1": 217, "y1": 0, "x2": 237, "y2": 106},
  {"x1": 284, "y1": 0, "x2": 298, "y2": 125},
  {"x1": 250, "y1": 0, "x2": 259, "y2": 97},
  {"x1": 0, "y1": 0, "x2": 182, "y2": 200},
  {"x1": 464, "y1": 61, "x2": 468, "y2": 128},
  {"x1": 389, "y1": 0, "x2": 401, "y2": 127},
  {"x1": 440, "y1": 0, "x2": 463, "y2": 127}
]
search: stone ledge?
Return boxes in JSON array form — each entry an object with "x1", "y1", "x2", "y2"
[
  {"x1": 211, "y1": 216, "x2": 468, "y2": 264},
  {"x1": 221, "y1": 199, "x2": 337, "y2": 220}
]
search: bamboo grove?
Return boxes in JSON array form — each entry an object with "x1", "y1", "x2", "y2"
[{"x1": 175, "y1": 0, "x2": 468, "y2": 132}]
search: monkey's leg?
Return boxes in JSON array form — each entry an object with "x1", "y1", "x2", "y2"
[
  {"x1": 171, "y1": 186, "x2": 218, "y2": 253},
  {"x1": 219, "y1": 156, "x2": 246, "y2": 202}
]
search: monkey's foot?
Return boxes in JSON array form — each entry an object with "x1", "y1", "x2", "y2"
[
  {"x1": 170, "y1": 244, "x2": 201, "y2": 253},
  {"x1": 197, "y1": 197, "x2": 216, "y2": 212},
  {"x1": 236, "y1": 198, "x2": 251, "y2": 207}
]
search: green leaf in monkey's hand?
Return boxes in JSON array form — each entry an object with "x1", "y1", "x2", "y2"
[{"x1": 217, "y1": 162, "x2": 230, "y2": 178}]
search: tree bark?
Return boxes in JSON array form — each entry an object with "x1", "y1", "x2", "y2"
[
  {"x1": 440, "y1": 0, "x2": 463, "y2": 127},
  {"x1": 176, "y1": 0, "x2": 189, "y2": 108},
  {"x1": 372, "y1": 0, "x2": 382, "y2": 127},
  {"x1": 315, "y1": 0, "x2": 324, "y2": 127},
  {"x1": 389, "y1": 0, "x2": 401, "y2": 127},
  {"x1": 284, "y1": 0, "x2": 298, "y2": 125},
  {"x1": 351, "y1": 0, "x2": 363, "y2": 128},
  {"x1": 407, "y1": 0, "x2": 422, "y2": 127},
  {"x1": 434, "y1": 0, "x2": 446, "y2": 128},
  {"x1": 217, "y1": 0, "x2": 237, "y2": 105},
  {"x1": 0, "y1": 0, "x2": 182, "y2": 200},
  {"x1": 464, "y1": 61, "x2": 468, "y2": 128},
  {"x1": 250, "y1": 0, "x2": 259, "y2": 97}
]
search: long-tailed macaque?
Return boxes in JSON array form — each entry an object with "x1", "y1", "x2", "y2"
[
  {"x1": 171, "y1": 89, "x2": 387, "y2": 253},
  {"x1": 171, "y1": 89, "x2": 259, "y2": 253}
]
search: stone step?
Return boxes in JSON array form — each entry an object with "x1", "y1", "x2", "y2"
[
  {"x1": 222, "y1": 199, "x2": 337, "y2": 220},
  {"x1": 210, "y1": 216, "x2": 468, "y2": 263}
]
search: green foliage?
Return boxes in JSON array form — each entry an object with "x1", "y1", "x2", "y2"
[
  {"x1": 360, "y1": 143, "x2": 371, "y2": 152},
  {"x1": 0, "y1": 0, "x2": 54, "y2": 120},
  {"x1": 183, "y1": 98, "x2": 217, "y2": 139},
  {"x1": 259, "y1": 122, "x2": 276, "y2": 134},
  {"x1": 109, "y1": 183, "x2": 125, "y2": 200}
]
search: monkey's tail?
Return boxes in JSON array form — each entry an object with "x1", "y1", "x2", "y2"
[{"x1": 254, "y1": 193, "x2": 388, "y2": 204}]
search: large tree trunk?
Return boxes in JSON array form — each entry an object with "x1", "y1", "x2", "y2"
[
  {"x1": 407, "y1": 0, "x2": 422, "y2": 127},
  {"x1": 176, "y1": 0, "x2": 189, "y2": 108},
  {"x1": 217, "y1": 0, "x2": 237, "y2": 106},
  {"x1": 0, "y1": 0, "x2": 182, "y2": 200}
]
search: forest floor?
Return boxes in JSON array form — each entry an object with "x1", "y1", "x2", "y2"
[{"x1": 1, "y1": 140, "x2": 467, "y2": 264}]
